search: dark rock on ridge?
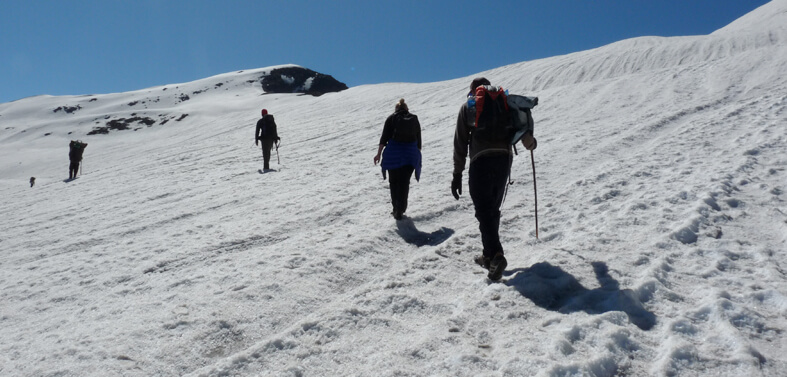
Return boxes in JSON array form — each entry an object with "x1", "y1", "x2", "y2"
[{"x1": 261, "y1": 67, "x2": 347, "y2": 96}]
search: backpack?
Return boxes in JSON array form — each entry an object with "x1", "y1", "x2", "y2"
[
  {"x1": 471, "y1": 85, "x2": 538, "y2": 145},
  {"x1": 69, "y1": 140, "x2": 87, "y2": 160},
  {"x1": 259, "y1": 115, "x2": 272, "y2": 139},
  {"x1": 506, "y1": 94, "x2": 538, "y2": 145},
  {"x1": 391, "y1": 111, "x2": 419, "y2": 143}
]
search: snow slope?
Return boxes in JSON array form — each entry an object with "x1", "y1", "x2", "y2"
[{"x1": 2, "y1": 1, "x2": 786, "y2": 376}]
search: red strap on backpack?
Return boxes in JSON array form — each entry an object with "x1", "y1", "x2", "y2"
[{"x1": 474, "y1": 85, "x2": 508, "y2": 127}]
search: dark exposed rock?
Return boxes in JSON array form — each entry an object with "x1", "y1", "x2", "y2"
[
  {"x1": 261, "y1": 67, "x2": 347, "y2": 96},
  {"x1": 125, "y1": 116, "x2": 156, "y2": 126},
  {"x1": 87, "y1": 128, "x2": 109, "y2": 135},
  {"x1": 53, "y1": 105, "x2": 82, "y2": 114},
  {"x1": 87, "y1": 116, "x2": 157, "y2": 135}
]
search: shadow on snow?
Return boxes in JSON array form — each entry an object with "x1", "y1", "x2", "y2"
[
  {"x1": 505, "y1": 261, "x2": 656, "y2": 330},
  {"x1": 395, "y1": 218, "x2": 454, "y2": 247}
]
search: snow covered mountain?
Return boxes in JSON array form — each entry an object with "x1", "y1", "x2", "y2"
[{"x1": 2, "y1": 1, "x2": 786, "y2": 376}]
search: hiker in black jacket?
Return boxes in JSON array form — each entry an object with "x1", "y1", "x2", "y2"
[
  {"x1": 255, "y1": 109, "x2": 280, "y2": 171},
  {"x1": 68, "y1": 140, "x2": 87, "y2": 180},
  {"x1": 452, "y1": 77, "x2": 537, "y2": 280},
  {"x1": 374, "y1": 99, "x2": 422, "y2": 220}
]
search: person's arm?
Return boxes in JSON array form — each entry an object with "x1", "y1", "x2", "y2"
[
  {"x1": 453, "y1": 106, "x2": 470, "y2": 176},
  {"x1": 378, "y1": 114, "x2": 395, "y2": 146},
  {"x1": 416, "y1": 116, "x2": 422, "y2": 150},
  {"x1": 451, "y1": 105, "x2": 471, "y2": 200},
  {"x1": 255, "y1": 119, "x2": 262, "y2": 144},
  {"x1": 374, "y1": 115, "x2": 396, "y2": 164},
  {"x1": 373, "y1": 144, "x2": 385, "y2": 165}
]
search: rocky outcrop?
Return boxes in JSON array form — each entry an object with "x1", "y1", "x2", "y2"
[{"x1": 261, "y1": 67, "x2": 348, "y2": 96}]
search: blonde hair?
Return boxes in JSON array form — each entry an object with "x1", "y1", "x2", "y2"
[{"x1": 395, "y1": 98, "x2": 408, "y2": 112}]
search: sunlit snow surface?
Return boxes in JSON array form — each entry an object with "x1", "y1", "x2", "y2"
[{"x1": 2, "y1": 2, "x2": 787, "y2": 376}]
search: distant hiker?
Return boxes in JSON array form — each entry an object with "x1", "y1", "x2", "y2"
[
  {"x1": 68, "y1": 140, "x2": 88, "y2": 180},
  {"x1": 374, "y1": 98, "x2": 422, "y2": 220},
  {"x1": 255, "y1": 109, "x2": 280, "y2": 171},
  {"x1": 29, "y1": 177, "x2": 35, "y2": 187},
  {"x1": 451, "y1": 77, "x2": 537, "y2": 280}
]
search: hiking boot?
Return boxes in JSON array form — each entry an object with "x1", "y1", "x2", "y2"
[
  {"x1": 474, "y1": 255, "x2": 491, "y2": 270},
  {"x1": 487, "y1": 253, "x2": 507, "y2": 281},
  {"x1": 392, "y1": 209, "x2": 403, "y2": 220}
]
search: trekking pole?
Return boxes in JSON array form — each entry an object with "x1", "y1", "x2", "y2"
[
  {"x1": 530, "y1": 149, "x2": 539, "y2": 239},
  {"x1": 275, "y1": 140, "x2": 280, "y2": 165}
]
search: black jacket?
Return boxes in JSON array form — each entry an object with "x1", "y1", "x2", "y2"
[
  {"x1": 379, "y1": 110, "x2": 422, "y2": 149},
  {"x1": 255, "y1": 114, "x2": 279, "y2": 141},
  {"x1": 69, "y1": 141, "x2": 87, "y2": 162},
  {"x1": 453, "y1": 100, "x2": 512, "y2": 176}
]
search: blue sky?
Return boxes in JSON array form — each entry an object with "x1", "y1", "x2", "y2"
[{"x1": 0, "y1": 0, "x2": 771, "y2": 103}]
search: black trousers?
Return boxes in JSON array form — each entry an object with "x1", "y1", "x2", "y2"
[
  {"x1": 469, "y1": 154, "x2": 512, "y2": 258},
  {"x1": 261, "y1": 139, "x2": 275, "y2": 169},
  {"x1": 69, "y1": 160, "x2": 80, "y2": 179},
  {"x1": 388, "y1": 165, "x2": 415, "y2": 214}
]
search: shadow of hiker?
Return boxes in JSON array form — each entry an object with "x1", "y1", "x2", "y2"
[
  {"x1": 395, "y1": 218, "x2": 454, "y2": 247},
  {"x1": 505, "y1": 261, "x2": 656, "y2": 330}
]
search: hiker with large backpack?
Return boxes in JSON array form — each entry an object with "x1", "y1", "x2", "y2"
[
  {"x1": 451, "y1": 77, "x2": 537, "y2": 281},
  {"x1": 68, "y1": 140, "x2": 88, "y2": 180},
  {"x1": 374, "y1": 99, "x2": 422, "y2": 220},
  {"x1": 255, "y1": 109, "x2": 280, "y2": 171}
]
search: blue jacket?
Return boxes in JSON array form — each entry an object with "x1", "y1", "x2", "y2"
[{"x1": 381, "y1": 140, "x2": 421, "y2": 181}]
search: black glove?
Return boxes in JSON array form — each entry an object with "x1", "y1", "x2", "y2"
[
  {"x1": 451, "y1": 173, "x2": 462, "y2": 200},
  {"x1": 522, "y1": 133, "x2": 537, "y2": 150},
  {"x1": 255, "y1": 138, "x2": 259, "y2": 146},
  {"x1": 277, "y1": 136, "x2": 281, "y2": 142}
]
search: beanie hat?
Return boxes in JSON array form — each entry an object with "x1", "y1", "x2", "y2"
[
  {"x1": 261, "y1": 109, "x2": 268, "y2": 116},
  {"x1": 470, "y1": 77, "x2": 491, "y2": 92}
]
